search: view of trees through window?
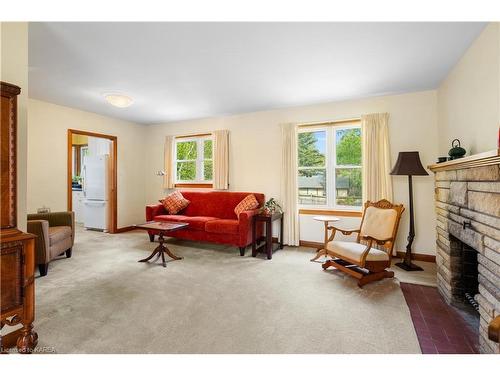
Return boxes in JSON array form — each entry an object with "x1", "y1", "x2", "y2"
[
  {"x1": 335, "y1": 128, "x2": 362, "y2": 206},
  {"x1": 298, "y1": 126, "x2": 362, "y2": 207},
  {"x1": 176, "y1": 138, "x2": 213, "y2": 182},
  {"x1": 298, "y1": 131, "x2": 327, "y2": 205}
]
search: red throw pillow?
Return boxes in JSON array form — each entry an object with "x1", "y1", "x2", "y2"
[
  {"x1": 234, "y1": 194, "x2": 259, "y2": 218},
  {"x1": 160, "y1": 191, "x2": 190, "y2": 214}
]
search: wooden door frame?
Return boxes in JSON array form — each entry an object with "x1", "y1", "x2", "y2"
[{"x1": 67, "y1": 129, "x2": 118, "y2": 234}]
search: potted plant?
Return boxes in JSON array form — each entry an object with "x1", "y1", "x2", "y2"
[
  {"x1": 72, "y1": 175, "x2": 82, "y2": 188},
  {"x1": 260, "y1": 198, "x2": 283, "y2": 216}
]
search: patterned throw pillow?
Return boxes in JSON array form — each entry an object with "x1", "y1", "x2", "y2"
[
  {"x1": 234, "y1": 194, "x2": 259, "y2": 218},
  {"x1": 160, "y1": 191, "x2": 190, "y2": 214}
]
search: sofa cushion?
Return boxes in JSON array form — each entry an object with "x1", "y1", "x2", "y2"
[
  {"x1": 326, "y1": 240, "x2": 389, "y2": 262},
  {"x1": 180, "y1": 191, "x2": 265, "y2": 219},
  {"x1": 154, "y1": 214, "x2": 188, "y2": 223},
  {"x1": 234, "y1": 194, "x2": 259, "y2": 218},
  {"x1": 160, "y1": 191, "x2": 190, "y2": 214},
  {"x1": 205, "y1": 219, "x2": 239, "y2": 235},
  {"x1": 48, "y1": 226, "x2": 72, "y2": 246},
  {"x1": 154, "y1": 215, "x2": 218, "y2": 231}
]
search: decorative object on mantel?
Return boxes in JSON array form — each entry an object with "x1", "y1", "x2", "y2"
[
  {"x1": 448, "y1": 138, "x2": 466, "y2": 160},
  {"x1": 437, "y1": 156, "x2": 449, "y2": 164},
  {"x1": 260, "y1": 198, "x2": 283, "y2": 216},
  {"x1": 390, "y1": 151, "x2": 428, "y2": 271}
]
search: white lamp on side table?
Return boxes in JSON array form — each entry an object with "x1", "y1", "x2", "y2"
[{"x1": 310, "y1": 215, "x2": 340, "y2": 262}]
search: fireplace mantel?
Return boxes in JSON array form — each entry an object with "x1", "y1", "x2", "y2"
[
  {"x1": 428, "y1": 149, "x2": 500, "y2": 172},
  {"x1": 428, "y1": 154, "x2": 500, "y2": 353}
]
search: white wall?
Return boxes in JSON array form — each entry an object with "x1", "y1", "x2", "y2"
[
  {"x1": 1, "y1": 22, "x2": 29, "y2": 231},
  {"x1": 145, "y1": 90, "x2": 438, "y2": 255},
  {"x1": 27, "y1": 99, "x2": 147, "y2": 228},
  {"x1": 437, "y1": 23, "x2": 500, "y2": 155}
]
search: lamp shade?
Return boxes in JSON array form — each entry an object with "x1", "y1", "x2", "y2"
[{"x1": 390, "y1": 151, "x2": 428, "y2": 176}]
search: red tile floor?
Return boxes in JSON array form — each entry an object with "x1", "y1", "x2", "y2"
[{"x1": 400, "y1": 282, "x2": 479, "y2": 354}]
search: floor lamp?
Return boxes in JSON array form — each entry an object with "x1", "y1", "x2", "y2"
[{"x1": 390, "y1": 151, "x2": 428, "y2": 271}]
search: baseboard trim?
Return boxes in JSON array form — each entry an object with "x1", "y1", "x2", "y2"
[
  {"x1": 298, "y1": 240, "x2": 436, "y2": 263},
  {"x1": 396, "y1": 251, "x2": 436, "y2": 263},
  {"x1": 115, "y1": 226, "x2": 136, "y2": 233},
  {"x1": 299, "y1": 240, "x2": 322, "y2": 249}
]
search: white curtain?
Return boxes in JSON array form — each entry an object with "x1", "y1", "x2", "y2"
[
  {"x1": 213, "y1": 129, "x2": 229, "y2": 190},
  {"x1": 361, "y1": 113, "x2": 393, "y2": 202},
  {"x1": 280, "y1": 123, "x2": 300, "y2": 246},
  {"x1": 163, "y1": 135, "x2": 174, "y2": 189}
]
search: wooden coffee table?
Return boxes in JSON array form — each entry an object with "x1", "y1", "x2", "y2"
[{"x1": 135, "y1": 221, "x2": 189, "y2": 267}]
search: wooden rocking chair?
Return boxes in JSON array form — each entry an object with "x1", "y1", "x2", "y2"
[{"x1": 322, "y1": 199, "x2": 405, "y2": 287}]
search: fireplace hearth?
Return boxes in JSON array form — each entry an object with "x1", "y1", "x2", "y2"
[{"x1": 430, "y1": 154, "x2": 500, "y2": 354}]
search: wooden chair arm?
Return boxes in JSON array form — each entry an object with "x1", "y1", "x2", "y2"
[
  {"x1": 327, "y1": 226, "x2": 360, "y2": 236},
  {"x1": 360, "y1": 235, "x2": 392, "y2": 246},
  {"x1": 326, "y1": 226, "x2": 361, "y2": 244},
  {"x1": 359, "y1": 240, "x2": 374, "y2": 266},
  {"x1": 359, "y1": 236, "x2": 393, "y2": 266}
]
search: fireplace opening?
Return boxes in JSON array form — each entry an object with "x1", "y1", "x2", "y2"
[
  {"x1": 449, "y1": 235, "x2": 480, "y2": 327},
  {"x1": 459, "y1": 240, "x2": 479, "y2": 302}
]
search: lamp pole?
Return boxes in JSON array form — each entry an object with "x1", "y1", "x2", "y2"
[
  {"x1": 396, "y1": 174, "x2": 423, "y2": 271},
  {"x1": 405, "y1": 175, "x2": 415, "y2": 265}
]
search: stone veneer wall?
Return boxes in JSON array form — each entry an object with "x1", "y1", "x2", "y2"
[{"x1": 434, "y1": 165, "x2": 500, "y2": 354}]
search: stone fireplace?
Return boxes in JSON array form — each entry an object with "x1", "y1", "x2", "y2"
[{"x1": 430, "y1": 153, "x2": 500, "y2": 354}]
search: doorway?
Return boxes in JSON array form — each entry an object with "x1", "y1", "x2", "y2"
[{"x1": 67, "y1": 129, "x2": 117, "y2": 233}]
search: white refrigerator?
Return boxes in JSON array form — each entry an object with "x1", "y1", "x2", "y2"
[{"x1": 83, "y1": 155, "x2": 109, "y2": 231}]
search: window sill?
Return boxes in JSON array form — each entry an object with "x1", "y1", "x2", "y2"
[
  {"x1": 299, "y1": 208, "x2": 362, "y2": 217},
  {"x1": 174, "y1": 183, "x2": 213, "y2": 189}
]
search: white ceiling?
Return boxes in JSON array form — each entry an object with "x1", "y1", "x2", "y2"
[{"x1": 28, "y1": 22, "x2": 486, "y2": 125}]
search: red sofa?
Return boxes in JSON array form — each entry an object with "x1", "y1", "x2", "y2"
[{"x1": 145, "y1": 191, "x2": 265, "y2": 256}]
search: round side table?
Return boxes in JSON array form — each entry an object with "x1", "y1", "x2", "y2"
[{"x1": 310, "y1": 216, "x2": 340, "y2": 262}]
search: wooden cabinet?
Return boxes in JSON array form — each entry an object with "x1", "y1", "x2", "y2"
[
  {"x1": 0, "y1": 81, "x2": 37, "y2": 353},
  {"x1": 1, "y1": 82, "x2": 19, "y2": 233},
  {"x1": 1, "y1": 233, "x2": 37, "y2": 353}
]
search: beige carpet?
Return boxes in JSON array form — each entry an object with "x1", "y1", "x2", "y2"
[{"x1": 34, "y1": 227, "x2": 421, "y2": 353}]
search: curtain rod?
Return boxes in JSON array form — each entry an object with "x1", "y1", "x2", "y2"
[
  {"x1": 298, "y1": 117, "x2": 361, "y2": 128},
  {"x1": 174, "y1": 132, "x2": 213, "y2": 139}
]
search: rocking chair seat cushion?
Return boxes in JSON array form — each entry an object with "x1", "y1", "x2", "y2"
[{"x1": 326, "y1": 240, "x2": 389, "y2": 263}]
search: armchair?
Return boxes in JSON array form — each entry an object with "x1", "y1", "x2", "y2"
[
  {"x1": 321, "y1": 200, "x2": 404, "y2": 287},
  {"x1": 27, "y1": 212, "x2": 75, "y2": 277}
]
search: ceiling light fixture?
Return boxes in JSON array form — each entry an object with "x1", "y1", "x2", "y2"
[{"x1": 104, "y1": 93, "x2": 134, "y2": 108}]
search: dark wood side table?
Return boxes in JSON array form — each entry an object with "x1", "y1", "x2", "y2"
[
  {"x1": 252, "y1": 212, "x2": 284, "y2": 259},
  {"x1": 135, "y1": 221, "x2": 188, "y2": 267}
]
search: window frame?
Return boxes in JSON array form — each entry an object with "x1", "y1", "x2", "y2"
[
  {"x1": 174, "y1": 134, "x2": 214, "y2": 186},
  {"x1": 297, "y1": 121, "x2": 362, "y2": 211}
]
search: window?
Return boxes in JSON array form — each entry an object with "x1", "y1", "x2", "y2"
[
  {"x1": 298, "y1": 122, "x2": 362, "y2": 209},
  {"x1": 175, "y1": 135, "x2": 213, "y2": 184}
]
